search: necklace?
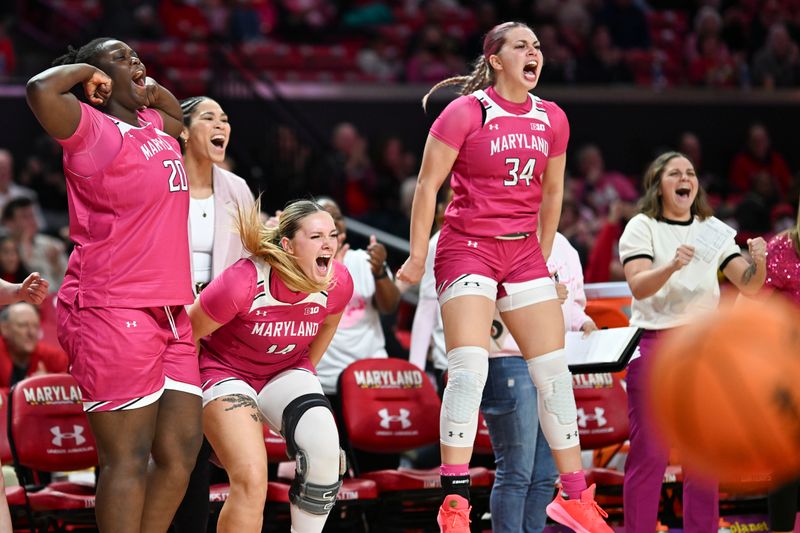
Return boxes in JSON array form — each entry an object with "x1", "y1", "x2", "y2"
[{"x1": 192, "y1": 195, "x2": 214, "y2": 218}]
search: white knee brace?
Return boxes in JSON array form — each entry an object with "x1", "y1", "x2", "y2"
[
  {"x1": 440, "y1": 346, "x2": 489, "y2": 447},
  {"x1": 527, "y1": 349, "x2": 580, "y2": 450}
]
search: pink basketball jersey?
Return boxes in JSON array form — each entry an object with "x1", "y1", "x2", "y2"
[
  {"x1": 430, "y1": 86, "x2": 570, "y2": 237},
  {"x1": 198, "y1": 258, "x2": 353, "y2": 382},
  {"x1": 57, "y1": 103, "x2": 193, "y2": 308}
]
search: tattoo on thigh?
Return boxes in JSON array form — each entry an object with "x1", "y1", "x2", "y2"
[
  {"x1": 222, "y1": 394, "x2": 264, "y2": 422},
  {"x1": 742, "y1": 263, "x2": 756, "y2": 284}
]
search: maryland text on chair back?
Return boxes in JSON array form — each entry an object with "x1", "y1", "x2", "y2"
[{"x1": 9, "y1": 373, "x2": 97, "y2": 472}]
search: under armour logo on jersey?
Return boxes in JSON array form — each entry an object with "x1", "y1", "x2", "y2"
[
  {"x1": 126, "y1": 321, "x2": 137, "y2": 328},
  {"x1": 488, "y1": 124, "x2": 499, "y2": 130},
  {"x1": 255, "y1": 310, "x2": 268, "y2": 317},
  {"x1": 448, "y1": 431, "x2": 464, "y2": 439},
  {"x1": 51, "y1": 424, "x2": 86, "y2": 447},
  {"x1": 577, "y1": 407, "x2": 607, "y2": 428},
  {"x1": 377, "y1": 408, "x2": 412, "y2": 429},
  {"x1": 467, "y1": 241, "x2": 478, "y2": 248}
]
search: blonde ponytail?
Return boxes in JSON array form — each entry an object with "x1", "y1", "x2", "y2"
[
  {"x1": 421, "y1": 55, "x2": 494, "y2": 111},
  {"x1": 237, "y1": 197, "x2": 333, "y2": 294}
]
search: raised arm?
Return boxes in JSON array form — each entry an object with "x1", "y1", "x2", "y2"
[
  {"x1": 26, "y1": 64, "x2": 111, "y2": 139},
  {"x1": 722, "y1": 237, "x2": 767, "y2": 297},
  {"x1": 143, "y1": 77, "x2": 183, "y2": 139},
  {"x1": 396, "y1": 135, "x2": 458, "y2": 284},
  {"x1": 623, "y1": 245, "x2": 694, "y2": 300}
]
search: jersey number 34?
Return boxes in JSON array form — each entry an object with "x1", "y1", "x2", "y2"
[{"x1": 504, "y1": 157, "x2": 536, "y2": 186}]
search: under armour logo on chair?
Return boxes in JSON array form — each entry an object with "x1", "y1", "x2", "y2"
[
  {"x1": 377, "y1": 408, "x2": 412, "y2": 429},
  {"x1": 577, "y1": 407, "x2": 607, "y2": 428},
  {"x1": 50, "y1": 424, "x2": 86, "y2": 447}
]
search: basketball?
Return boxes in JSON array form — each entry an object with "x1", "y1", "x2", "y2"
[{"x1": 648, "y1": 297, "x2": 800, "y2": 490}]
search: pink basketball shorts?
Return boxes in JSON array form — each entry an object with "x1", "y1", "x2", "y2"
[
  {"x1": 433, "y1": 223, "x2": 551, "y2": 306},
  {"x1": 57, "y1": 297, "x2": 201, "y2": 411}
]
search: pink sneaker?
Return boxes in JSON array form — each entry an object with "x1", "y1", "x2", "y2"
[
  {"x1": 437, "y1": 494, "x2": 471, "y2": 533},
  {"x1": 546, "y1": 484, "x2": 613, "y2": 533}
]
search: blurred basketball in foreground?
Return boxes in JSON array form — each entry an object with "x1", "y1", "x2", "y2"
[{"x1": 648, "y1": 297, "x2": 800, "y2": 491}]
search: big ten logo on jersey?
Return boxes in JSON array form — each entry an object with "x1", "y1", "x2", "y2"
[
  {"x1": 376, "y1": 407, "x2": 417, "y2": 436},
  {"x1": 23, "y1": 384, "x2": 83, "y2": 405},
  {"x1": 572, "y1": 373, "x2": 613, "y2": 389},
  {"x1": 163, "y1": 159, "x2": 188, "y2": 192},
  {"x1": 304, "y1": 305, "x2": 320, "y2": 316},
  {"x1": 353, "y1": 369, "x2": 424, "y2": 389}
]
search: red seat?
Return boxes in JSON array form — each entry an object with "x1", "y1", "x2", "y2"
[
  {"x1": 338, "y1": 358, "x2": 491, "y2": 528},
  {"x1": 8, "y1": 374, "x2": 97, "y2": 526}
]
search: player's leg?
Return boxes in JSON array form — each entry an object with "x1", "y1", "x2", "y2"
[
  {"x1": 203, "y1": 381, "x2": 267, "y2": 532},
  {"x1": 500, "y1": 278, "x2": 611, "y2": 532},
  {"x1": 257, "y1": 369, "x2": 343, "y2": 533},
  {"x1": 141, "y1": 388, "x2": 203, "y2": 533}
]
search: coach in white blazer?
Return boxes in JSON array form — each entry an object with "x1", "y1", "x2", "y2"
[{"x1": 173, "y1": 95, "x2": 255, "y2": 533}]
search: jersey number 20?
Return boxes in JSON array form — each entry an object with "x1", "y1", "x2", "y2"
[
  {"x1": 164, "y1": 159, "x2": 189, "y2": 192},
  {"x1": 504, "y1": 157, "x2": 536, "y2": 186}
]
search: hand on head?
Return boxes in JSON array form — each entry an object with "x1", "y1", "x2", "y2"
[{"x1": 84, "y1": 70, "x2": 112, "y2": 106}]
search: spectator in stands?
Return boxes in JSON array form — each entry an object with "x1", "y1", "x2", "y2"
[
  {"x1": 734, "y1": 170, "x2": 780, "y2": 236},
  {"x1": 0, "y1": 150, "x2": 44, "y2": 228},
  {"x1": 357, "y1": 34, "x2": 403, "y2": 81},
  {"x1": 259, "y1": 125, "x2": 317, "y2": 213},
  {"x1": 752, "y1": 23, "x2": 800, "y2": 89},
  {"x1": 584, "y1": 199, "x2": 637, "y2": 283},
  {"x1": 0, "y1": 233, "x2": 30, "y2": 285},
  {"x1": 534, "y1": 23, "x2": 576, "y2": 85},
  {"x1": 556, "y1": 1, "x2": 592, "y2": 58},
  {"x1": 573, "y1": 143, "x2": 638, "y2": 216},
  {"x1": 2, "y1": 198, "x2": 66, "y2": 292},
  {"x1": 576, "y1": 24, "x2": 633, "y2": 84},
  {"x1": 687, "y1": 34, "x2": 737, "y2": 87},
  {"x1": 0, "y1": 302, "x2": 66, "y2": 388},
  {"x1": 728, "y1": 123, "x2": 793, "y2": 196},
  {"x1": 322, "y1": 122, "x2": 375, "y2": 216},
  {"x1": 597, "y1": 0, "x2": 651, "y2": 50},
  {"x1": 172, "y1": 95, "x2": 255, "y2": 533},
  {"x1": 15, "y1": 136, "x2": 70, "y2": 233},
  {"x1": 405, "y1": 24, "x2": 466, "y2": 83},
  {"x1": 0, "y1": 21, "x2": 15, "y2": 78},
  {"x1": 483, "y1": 229, "x2": 596, "y2": 533},
  {"x1": 159, "y1": 0, "x2": 211, "y2": 41},
  {"x1": 678, "y1": 131, "x2": 721, "y2": 200}
]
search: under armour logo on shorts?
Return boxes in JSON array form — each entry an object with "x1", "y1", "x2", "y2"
[
  {"x1": 126, "y1": 321, "x2": 137, "y2": 328},
  {"x1": 467, "y1": 241, "x2": 478, "y2": 248}
]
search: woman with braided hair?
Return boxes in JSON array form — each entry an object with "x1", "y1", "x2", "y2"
[
  {"x1": 26, "y1": 38, "x2": 201, "y2": 532},
  {"x1": 396, "y1": 22, "x2": 611, "y2": 532}
]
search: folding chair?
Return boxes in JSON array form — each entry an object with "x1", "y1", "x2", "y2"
[
  {"x1": 8, "y1": 373, "x2": 97, "y2": 532},
  {"x1": 338, "y1": 358, "x2": 492, "y2": 532}
]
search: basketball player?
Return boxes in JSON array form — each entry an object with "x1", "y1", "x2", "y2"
[
  {"x1": 396, "y1": 21, "x2": 611, "y2": 533},
  {"x1": 188, "y1": 200, "x2": 353, "y2": 533},
  {"x1": 25, "y1": 38, "x2": 202, "y2": 532},
  {"x1": 619, "y1": 151, "x2": 766, "y2": 532},
  {"x1": 172, "y1": 95, "x2": 255, "y2": 532},
  {"x1": 763, "y1": 201, "x2": 800, "y2": 533}
]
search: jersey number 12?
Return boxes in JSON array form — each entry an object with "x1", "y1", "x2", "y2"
[{"x1": 504, "y1": 157, "x2": 536, "y2": 186}]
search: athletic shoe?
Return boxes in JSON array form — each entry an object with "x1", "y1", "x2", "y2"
[
  {"x1": 437, "y1": 494, "x2": 471, "y2": 533},
  {"x1": 546, "y1": 484, "x2": 614, "y2": 533}
]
